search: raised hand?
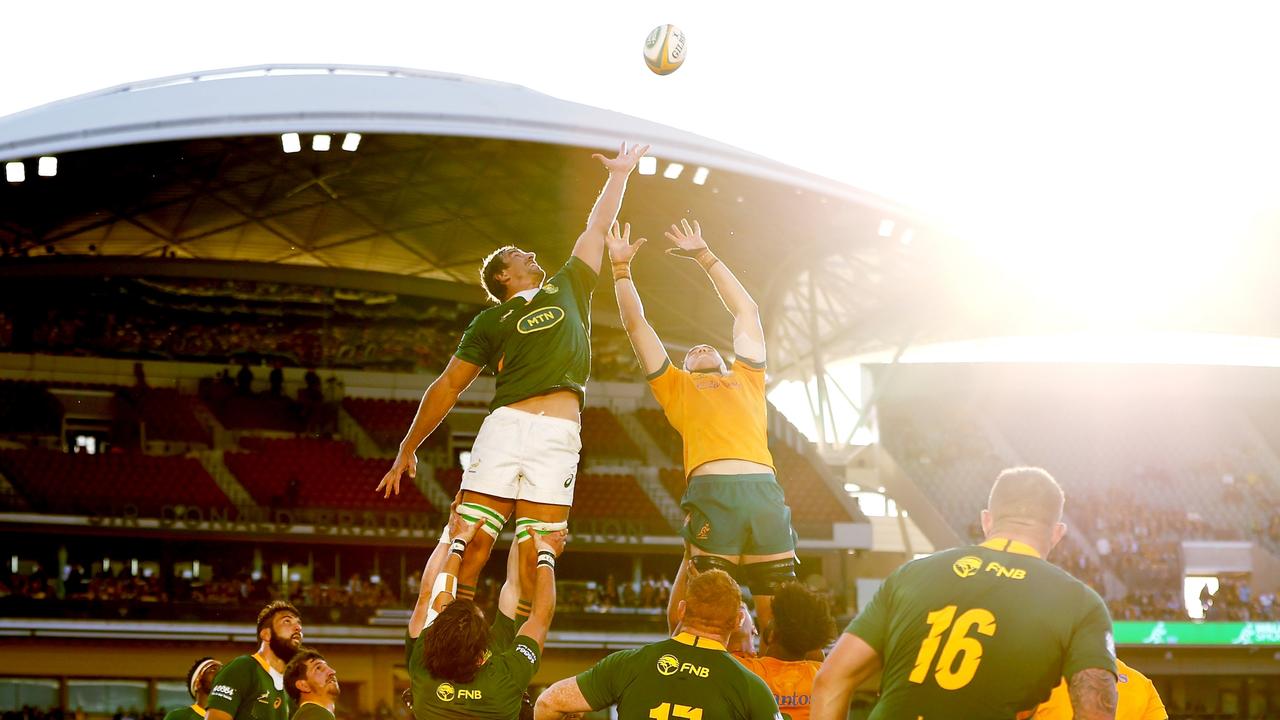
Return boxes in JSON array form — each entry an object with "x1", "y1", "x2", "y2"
[
  {"x1": 533, "y1": 528, "x2": 569, "y2": 558},
  {"x1": 591, "y1": 142, "x2": 651, "y2": 176},
  {"x1": 606, "y1": 221, "x2": 647, "y2": 264},
  {"x1": 664, "y1": 218, "x2": 708, "y2": 255},
  {"x1": 376, "y1": 449, "x2": 417, "y2": 498}
]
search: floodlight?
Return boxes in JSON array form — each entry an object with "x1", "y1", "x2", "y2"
[
  {"x1": 342, "y1": 133, "x2": 362, "y2": 151},
  {"x1": 692, "y1": 167, "x2": 710, "y2": 185},
  {"x1": 638, "y1": 156, "x2": 657, "y2": 175},
  {"x1": 281, "y1": 133, "x2": 301, "y2": 153},
  {"x1": 37, "y1": 156, "x2": 57, "y2": 177},
  {"x1": 878, "y1": 219, "x2": 896, "y2": 237},
  {"x1": 5, "y1": 162, "x2": 24, "y2": 182},
  {"x1": 312, "y1": 134, "x2": 331, "y2": 152},
  {"x1": 663, "y1": 162, "x2": 684, "y2": 179}
]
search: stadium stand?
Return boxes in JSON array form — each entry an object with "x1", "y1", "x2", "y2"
[
  {"x1": 342, "y1": 397, "x2": 418, "y2": 450},
  {"x1": 570, "y1": 473, "x2": 671, "y2": 534},
  {"x1": 0, "y1": 380, "x2": 62, "y2": 435},
  {"x1": 580, "y1": 407, "x2": 643, "y2": 461},
  {"x1": 137, "y1": 388, "x2": 211, "y2": 445},
  {"x1": 634, "y1": 407, "x2": 682, "y2": 464},
  {"x1": 0, "y1": 448, "x2": 228, "y2": 517},
  {"x1": 770, "y1": 441, "x2": 857, "y2": 535},
  {"x1": 224, "y1": 437, "x2": 433, "y2": 512}
]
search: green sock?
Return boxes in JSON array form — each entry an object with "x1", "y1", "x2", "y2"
[{"x1": 457, "y1": 584, "x2": 476, "y2": 601}]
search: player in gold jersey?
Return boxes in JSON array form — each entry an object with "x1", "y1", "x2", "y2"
[
  {"x1": 733, "y1": 582, "x2": 838, "y2": 720},
  {"x1": 608, "y1": 218, "x2": 797, "y2": 637},
  {"x1": 1033, "y1": 658, "x2": 1167, "y2": 720}
]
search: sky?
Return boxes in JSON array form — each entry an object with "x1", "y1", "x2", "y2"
[{"x1": 7, "y1": 1, "x2": 1280, "y2": 442}]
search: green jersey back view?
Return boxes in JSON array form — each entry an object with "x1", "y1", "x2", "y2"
[
  {"x1": 407, "y1": 613, "x2": 537, "y2": 720},
  {"x1": 847, "y1": 538, "x2": 1115, "y2": 720},
  {"x1": 455, "y1": 256, "x2": 596, "y2": 411},
  {"x1": 576, "y1": 632, "x2": 781, "y2": 720}
]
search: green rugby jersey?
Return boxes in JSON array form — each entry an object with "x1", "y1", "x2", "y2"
[
  {"x1": 289, "y1": 703, "x2": 334, "y2": 720},
  {"x1": 455, "y1": 256, "x2": 597, "y2": 411},
  {"x1": 161, "y1": 704, "x2": 207, "y2": 720},
  {"x1": 407, "y1": 613, "x2": 536, "y2": 719},
  {"x1": 206, "y1": 654, "x2": 292, "y2": 720},
  {"x1": 847, "y1": 538, "x2": 1116, "y2": 720},
  {"x1": 576, "y1": 632, "x2": 781, "y2": 720}
]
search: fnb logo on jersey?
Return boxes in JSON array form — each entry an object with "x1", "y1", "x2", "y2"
[
  {"x1": 982, "y1": 560, "x2": 1027, "y2": 580},
  {"x1": 656, "y1": 653, "x2": 710, "y2": 677},
  {"x1": 436, "y1": 683, "x2": 455, "y2": 702},
  {"x1": 952, "y1": 556, "x2": 982, "y2": 578},
  {"x1": 517, "y1": 306, "x2": 565, "y2": 334}
]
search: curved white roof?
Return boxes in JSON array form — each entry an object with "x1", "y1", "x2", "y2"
[{"x1": 0, "y1": 64, "x2": 893, "y2": 209}]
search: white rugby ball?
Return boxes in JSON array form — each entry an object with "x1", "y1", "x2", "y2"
[{"x1": 644, "y1": 24, "x2": 687, "y2": 76}]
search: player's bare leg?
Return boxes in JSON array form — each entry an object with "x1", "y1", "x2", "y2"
[
  {"x1": 455, "y1": 490, "x2": 515, "y2": 602},
  {"x1": 513, "y1": 498, "x2": 570, "y2": 623}
]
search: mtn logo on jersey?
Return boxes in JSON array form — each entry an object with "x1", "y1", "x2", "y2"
[
  {"x1": 953, "y1": 556, "x2": 982, "y2": 578},
  {"x1": 656, "y1": 654, "x2": 710, "y2": 678},
  {"x1": 517, "y1": 306, "x2": 565, "y2": 334}
]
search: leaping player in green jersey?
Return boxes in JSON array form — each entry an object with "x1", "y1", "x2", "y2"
[
  {"x1": 378, "y1": 142, "x2": 649, "y2": 626},
  {"x1": 810, "y1": 467, "x2": 1119, "y2": 720}
]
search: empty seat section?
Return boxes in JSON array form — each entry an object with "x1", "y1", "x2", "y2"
[
  {"x1": 141, "y1": 388, "x2": 211, "y2": 444},
  {"x1": 770, "y1": 442, "x2": 854, "y2": 533},
  {"x1": 580, "y1": 408, "x2": 642, "y2": 460},
  {"x1": 635, "y1": 408, "x2": 682, "y2": 464},
  {"x1": 571, "y1": 473, "x2": 670, "y2": 534},
  {"x1": 0, "y1": 448, "x2": 227, "y2": 517},
  {"x1": 225, "y1": 438, "x2": 432, "y2": 512}
]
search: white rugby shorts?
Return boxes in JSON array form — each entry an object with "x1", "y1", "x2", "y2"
[{"x1": 460, "y1": 406, "x2": 581, "y2": 506}]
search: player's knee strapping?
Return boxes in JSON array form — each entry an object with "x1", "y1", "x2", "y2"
[
  {"x1": 456, "y1": 501, "x2": 508, "y2": 540},
  {"x1": 514, "y1": 517, "x2": 568, "y2": 543},
  {"x1": 690, "y1": 554, "x2": 739, "y2": 578},
  {"x1": 742, "y1": 557, "x2": 797, "y2": 596}
]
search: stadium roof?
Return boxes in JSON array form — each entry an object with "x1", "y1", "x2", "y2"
[{"x1": 0, "y1": 64, "x2": 942, "y2": 380}]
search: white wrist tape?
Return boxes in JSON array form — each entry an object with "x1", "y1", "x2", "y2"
[{"x1": 424, "y1": 571, "x2": 458, "y2": 628}]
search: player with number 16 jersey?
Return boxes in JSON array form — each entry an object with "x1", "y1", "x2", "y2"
[{"x1": 811, "y1": 468, "x2": 1118, "y2": 720}]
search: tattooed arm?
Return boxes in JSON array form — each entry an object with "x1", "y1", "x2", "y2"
[{"x1": 1068, "y1": 668, "x2": 1118, "y2": 720}]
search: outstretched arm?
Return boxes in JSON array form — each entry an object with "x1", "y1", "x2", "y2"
[
  {"x1": 533, "y1": 678, "x2": 593, "y2": 720},
  {"x1": 409, "y1": 513, "x2": 483, "y2": 638},
  {"x1": 517, "y1": 530, "x2": 568, "y2": 650},
  {"x1": 607, "y1": 221, "x2": 669, "y2": 375},
  {"x1": 572, "y1": 143, "x2": 650, "y2": 274},
  {"x1": 665, "y1": 219, "x2": 765, "y2": 363},
  {"x1": 378, "y1": 355, "x2": 482, "y2": 497},
  {"x1": 810, "y1": 633, "x2": 882, "y2": 720}
]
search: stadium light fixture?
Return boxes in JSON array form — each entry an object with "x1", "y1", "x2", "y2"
[
  {"x1": 900, "y1": 228, "x2": 915, "y2": 246},
  {"x1": 37, "y1": 156, "x2": 57, "y2": 177},
  {"x1": 663, "y1": 162, "x2": 685, "y2": 180},
  {"x1": 878, "y1": 219, "x2": 896, "y2": 237},
  {"x1": 692, "y1": 166, "x2": 710, "y2": 185},
  {"x1": 281, "y1": 133, "x2": 302, "y2": 153},
  {"x1": 638, "y1": 156, "x2": 657, "y2": 175},
  {"x1": 342, "y1": 132, "x2": 362, "y2": 151},
  {"x1": 5, "y1": 161, "x2": 24, "y2": 183},
  {"x1": 312, "y1": 134, "x2": 332, "y2": 152}
]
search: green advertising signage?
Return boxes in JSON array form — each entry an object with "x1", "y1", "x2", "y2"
[{"x1": 1114, "y1": 621, "x2": 1280, "y2": 646}]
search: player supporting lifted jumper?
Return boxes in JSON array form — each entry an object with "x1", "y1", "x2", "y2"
[
  {"x1": 733, "y1": 582, "x2": 838, "y2": 720},
  {"x1": 607, "y1": 218, "x2": 798, "y2": 635},
  {"x1": 406, "y1": 506, "x2": 566, "y2": 719},
  {"x1": 283, "y1": 649, "x2": 341, "y2": 720},
  {"x1": 534, "y1": 569, "x2": 780, "y2": 720},
  {"x1": 379, "y1": 143, "x2": 649, "y2": 625},
  {"x1": 810, "y1": 467, "x2": 1119, "y2": 720},
  {"x1": 206, "y1": 602, "x2": 304, "y2": 720}
]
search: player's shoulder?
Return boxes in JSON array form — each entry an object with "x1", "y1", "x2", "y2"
[{"x1": 219, "y1": 654, "x2": 259, "y2": 674}]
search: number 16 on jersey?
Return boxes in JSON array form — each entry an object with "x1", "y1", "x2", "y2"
[{"x1": 909, "y1": 605, "x2": 997, "y2": 690}]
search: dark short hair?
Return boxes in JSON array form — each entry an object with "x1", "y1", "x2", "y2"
[
  {"x1": 770, "y1": 582, "x2": 836, "y2": 656},
  {"x1": 422, "y1": 600, "x2": 489, "y2": 684},
  {"x1": 256, "y1": 600, "x2": 301, "y2": 636},
  {"x1": 283, "y1": 648, "x2": 325, "y2": 704},
  {"x1": 480, "y1": 246, "x2": 517, "y2": 303},
  {"x1": 684, "y1": 569, "x2": 742, "y2": 636},
  {"x1": 988, "y1": 466, "x2": 1064, "y2": 528},
  {"x1": 185, "y1": 656, "x2": 218, "y2": 699}
]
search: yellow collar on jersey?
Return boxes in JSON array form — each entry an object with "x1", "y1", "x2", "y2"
[
  {"x1": 252, "y1": 652, "x2": 272, "y2": 673},
  {"x1": 673, "y1": 632, "x2": 727, "y2": 651},
  {"x1": 190, "y1": 706, "x2": 207, "y2": 718},
  {"x1": 980, "y1": 537, "x2": 1042, "y2": 558}
]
